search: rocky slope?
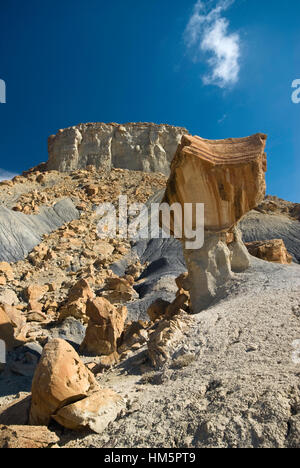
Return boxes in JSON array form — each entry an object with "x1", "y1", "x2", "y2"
[
  {"x1": 47, "y1": 123, "x2": 189, "y2": 175},
  {"x1": 0, "y1": 136, "x2": 299, "y2": 448}
]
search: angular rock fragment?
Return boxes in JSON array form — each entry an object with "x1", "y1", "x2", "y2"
[
  {"x1": 29, "y1": 338, "x2": 124, "y2": 433},
  {"x1": 102, "y1": 277, "x2": 139, "y2": 304},
  {"x1": 245, "y1": 239, "x2": 293, "y2": 264},
  {"x1": 147, "y1": 298, "x2": 170, "y2": 322},
  {"x1": 118, "y1": 321, "x2": 149, "y2": 355},
  {"x1": 80, "y1": 298, "x2": 127, "y2": 356},
  {"x1": 53, "y1": 389, "x2": 125, "y2": 433},
  {"x1": 59, "y1": 279, "x2": 94, "y2": 322},
  {"x1": 0, "y1": 394, "x2": 31, "y2": 425},
  {"x1": 23, "y1": 284, "x2": 48, "y2": 303},
  {"x1": 0, "y1": 305, "x2": 27, "y2": 350},
  {"x1": 0, "y1": 262, "x2": 14, "y2": 281},
  {"x1": 147, "y1": 311, "x2": 190, "y2": 368}
]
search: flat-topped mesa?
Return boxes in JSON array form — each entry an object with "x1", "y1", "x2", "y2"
[
  {"x1": 162, "y1": 133, "x2": 267, "y2": 313},
  {"x1": 47, "y1": 122, "x2": 189, "y2": 175},
  {"x1": 164, "y1": 133, "x2": 267, "y2": 233}
]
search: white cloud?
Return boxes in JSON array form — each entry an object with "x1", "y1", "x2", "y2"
[
  {"x1": 184, "y1": 0, "x2": 241, "y2": 88},
  {"x1": 0, "y1": 169, "x2": 18, "y2": 181}
]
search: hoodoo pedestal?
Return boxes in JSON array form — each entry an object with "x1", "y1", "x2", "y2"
[{"x1": 163, "y1": 133, "x2": 267, "y2": 312}]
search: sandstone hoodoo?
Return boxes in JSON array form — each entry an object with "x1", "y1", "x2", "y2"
[
  {"x1": 162, "y1": 133, "x2": 268, "y2": 312},
  {"x1": 47, "y1": 122, "x2": 189, "y2": 175}
]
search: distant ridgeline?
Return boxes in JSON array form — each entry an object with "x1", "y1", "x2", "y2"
[{"x1": 47, "y1": 122, "x2": 189, "y2": 175}]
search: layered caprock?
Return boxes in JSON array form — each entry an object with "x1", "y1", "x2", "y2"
[
  {"x1": 163, "y1": 133, "x2": 267, "y2": 233},
  {"x1": 47, "y1": 122, "x2": 189, "y2": 175}
]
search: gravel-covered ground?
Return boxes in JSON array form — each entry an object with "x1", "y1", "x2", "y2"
[{"x1": 57, "y1": 258, "x2": 300, "y2": 448}]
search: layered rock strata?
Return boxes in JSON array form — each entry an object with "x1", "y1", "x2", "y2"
[
  {"x1": 162, "y1": 134, "x2": 267, "y2": 312},
  {"x1": 47, "y1": 122, "x2": 189, "y2": 175}
]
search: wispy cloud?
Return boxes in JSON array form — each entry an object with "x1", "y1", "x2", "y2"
[
  {"x1": 184, "y1": 0, "x2": 241, "y2": 88},
  {"x1": 0, "y1": 169, "x2": 18, "y2": 181}
]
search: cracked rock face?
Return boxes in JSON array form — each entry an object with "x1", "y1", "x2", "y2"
[
  {"x1": 47, "y1": 122, "x2": 189, "y2": 175},
  {"x1": 29, "y1": 338, "x2": 125, "y2": 433},
  {"x1": 29, "y1": 338, "x2": 99, "y2": 426}
]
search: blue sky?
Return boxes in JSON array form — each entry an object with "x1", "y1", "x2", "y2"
[{"x1": 0, "y1": 0, "x2": 299, "y2": 201}]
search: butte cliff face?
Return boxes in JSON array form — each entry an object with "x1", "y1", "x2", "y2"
[{"x1": 47, "y1": 122, "x2": 189, "y2": 175}]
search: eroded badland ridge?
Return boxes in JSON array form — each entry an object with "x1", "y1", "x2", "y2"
[{"x1": 0, "y1": 122, "x2": 300, "y2": 449}]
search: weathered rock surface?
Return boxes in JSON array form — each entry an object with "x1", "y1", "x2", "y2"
[
  {"x1": 80, "y1": 298, "x2": 127, "y2": 357},
  {"x1": 0, "y1": 395, "x2": 31, "y2": 425},
  {"x1": 47, "y1": 122, "x2": 189, "y2": 175},
  {"x1": 53, "y1": 389, "x2": 125, "y2": 433},
  {"x1": 245, "y1": 239, "x2": 293, "y2": 264},
  {"x1": 227, "y1": 226, "x2": 251, "y2": 272},
  {"x1": 0, "y1": 424, "x2": 59, "y2": 448},
  {"x1": 256, "y1": 195, "x2": 300, "y2": 221},
  {"x1": 147, "y1": 311, "x2": 191, "y2": 368},
  {"x1": 163, "y1": 133, "x2": 267, "y2": 232},
  {"x1": 183, "y1": 232, "x2": 233, "y2": 311},
  {"x1": 29, "y1": 338, "x2": 125, "y2": 434},
  {"x1": 0, "y1": 305, "x2": 26, "y2": 350},
  {"x1": 240, "y1": 211, "x2": 300, "y2": 263},
  {"x1": 0, "y1": 199, "x2": 79, "y2": 263},
  {"x1": 59, "y1": 279, "x2": 94, "y2": 322},
  {"x1": 62, "y1": 259, "x2": 300, "y2": 449},
  {"x1": 29, "y1": 338, "x2": 99, "y2": 426},
  {"x1": 101, "y1": 277, "x2": 139, "y2": 304},
  {"x1": 161, "y1": 133, "x2": 266, "y2": 312}
]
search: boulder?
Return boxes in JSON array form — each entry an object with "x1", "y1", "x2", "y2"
[
  {"x1": 59, "y1": 279, "x2": 94, "y2": 322},
  {"x1": 0, "y1": 288, "x2": 19, "y2": 306},
  {"x1": 0, "y1": 262, "x2": 14, "y2": 281},
  {"x1": 102, "y1": 277, "x2": 139, "y2": 304},
  {"x1": 147, "y1": 311, "x2": 190, "y2": 368},
  {"x1": 118, "y1": 321, "x2": 149, "y2": 355},
  {"x1": 29, "y1": 338, "x2": 99, "y2": 426},
  {"x1": 147, "y1": 298, "x2": 170, "y2": 322},
  {"x1": 245, "y1": 239, "x2": 293, "y2": 264},
  {"x1": 23, "y1": 284, "x2": 48, "y2": 303},
  {"x1": 80, "y1": 298, "x2": 127, "y2": 356},
  {"x1": 0, "y1": 305, "x2": 26, "y2": 350},
  {"x1": 175, "y1": 272, "x2": 190, "y2": 292}
]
